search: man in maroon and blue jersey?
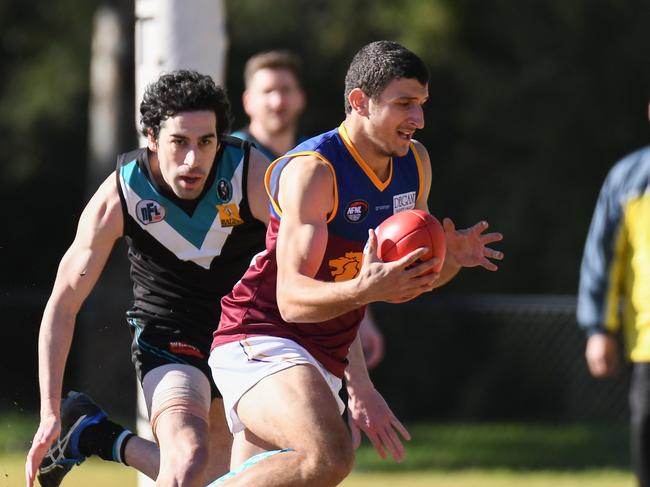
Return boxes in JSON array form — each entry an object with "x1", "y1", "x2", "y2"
[
  {"x1": 232, "y1": 49, "x2": 387, "y2": 369},
  {"x1": 209, "y1": 41, "x2": 504, "y2": 487}
]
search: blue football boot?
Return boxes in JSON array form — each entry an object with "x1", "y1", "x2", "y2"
[{"x1": 37, "y1": 391, "x2": 107, "y2": 487}]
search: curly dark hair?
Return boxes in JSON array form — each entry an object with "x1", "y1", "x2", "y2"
[
  {"x1": 139, "y1": 70, "x2": 232, "y2": 139},
  {"x1": 344, "y1": 41, "x2": 429, "y2": 114}
]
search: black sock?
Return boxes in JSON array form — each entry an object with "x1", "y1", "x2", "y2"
[{"x1": 78, "y1": 417, "x2": 134, "y2": 464}]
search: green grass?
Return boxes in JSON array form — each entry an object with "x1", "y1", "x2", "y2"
[
  {"x1": 354, "y1": 422, "x2": 630, "y2": 471},
  {"x1": 0, "y1": 455, "x2": 634, "y2": 487},
  {"x1": 343, "y1": 469, "x2": 634, "y2": 486},
  {"x1": 0, "y1": 414, "x2": 36, "y2": 455},
  {"x1": 1, "y1": 416, "x2": 634, "y2": 486},
  {"x1": 0, "y1": 453, "x2": 136, "y2": 487}
]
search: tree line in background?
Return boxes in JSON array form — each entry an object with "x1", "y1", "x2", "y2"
[{"x1": 2, "y1": 0, "x2": 650, "y2": 298}]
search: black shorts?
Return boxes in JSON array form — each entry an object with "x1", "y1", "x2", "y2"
[{"x1": 126, "y1": 313, "x2": 221, "y2": 399}]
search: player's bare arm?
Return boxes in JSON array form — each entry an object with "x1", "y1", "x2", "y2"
[
  {"x1": 274, "y1": 154, "x2": 351, "y2": 322},
  {"x1": 411, "y1": 141, "x2": 504, "y2": 286},
  {"x1": 358, "y1": 312, "x2": 384, "y2": 369},
  {"x1": 247, "y1": 147, "x2": 271, "y2": 226},
  {"x1": 345, "y1": 334, "x2": 411, "y2": 462},
  {"x1": 275, "y1": 156, "x2": 438, "y2": 323},
  {"x1": 26, "y1": 174, "x2": 123, "y2": 487},
  {"x1": 412, "y1": 140, "x2": 432, "y2": 213}
]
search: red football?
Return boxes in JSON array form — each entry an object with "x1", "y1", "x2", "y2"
[{"x1": 375, "y1": 209, "x2": 446, "y2": 273}]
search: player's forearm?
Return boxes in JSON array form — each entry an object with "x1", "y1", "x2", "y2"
[
  {"x1": 344, "y1": 334, "x2": 373, "y2": 395},
  {"x1": 277, "y1": 273, "x2": 366, "y2": 323},
  {"x1": 38, "y1": 302, "x2": 76, "y2": 416}
]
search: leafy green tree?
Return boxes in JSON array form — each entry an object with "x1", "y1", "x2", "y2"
[{"x1": 0, "y1": 0, "x2": 98, "y2": 288}]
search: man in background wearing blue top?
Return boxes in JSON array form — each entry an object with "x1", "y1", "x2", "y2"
[{"x1": 577, "y1": 101, "x2": 650, "y2": 487}]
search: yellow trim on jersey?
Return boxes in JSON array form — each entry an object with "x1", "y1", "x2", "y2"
[
  {"x1": 338, "y1": 123, "x2": 393, "y2": 192},
  {"x1": 264, "y1": 151, "x2": 339, "y2": 224},
  {"x1": 264, "y1": 157, "x2": 283, "y2": 216},
  {"x1": 410, "y1": 142, "x2": 425, "y2": 203}
]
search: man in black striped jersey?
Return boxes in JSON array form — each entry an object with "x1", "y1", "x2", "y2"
[{"x1": 26, "y1": 70, "x2": 270, "y2": 487}]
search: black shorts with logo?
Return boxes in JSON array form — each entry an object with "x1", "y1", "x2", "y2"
[{"x1": 126, "y1": 312, "x2": 221, "y2": 399}]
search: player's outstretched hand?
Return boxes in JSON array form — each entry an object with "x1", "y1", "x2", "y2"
[
  {"x1": 347, "y1": 386, "x2": 411, "y2": 462},
  {"x1": 443, "y1": 218, "x2": 503, "y2": 271},
  {"x1": 25, "y1": 413, "x2": 60, "y2": 487}
]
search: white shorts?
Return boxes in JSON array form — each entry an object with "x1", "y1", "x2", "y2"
[{"x1": 209, "y1": 336, "x2": 345, "y2": 433}]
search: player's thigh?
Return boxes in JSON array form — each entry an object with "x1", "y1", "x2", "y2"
[
  {"x1": 230, "y1": 429, "x2": 272, "y2": 469},
  {"x1": 204, "y1": 398, "x2": 233, "y2": 478},
  {"x1": 236, "y1": 363, "x2": 350, "y2": 452},
  {"x1": 207, "y1": 398, "x2": 231, "y2": 449},
  {"x1": 142, "y1": 363, "x2": 211, "y2": 444}
]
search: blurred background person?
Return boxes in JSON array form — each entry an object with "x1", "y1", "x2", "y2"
[
  {"x1": 577, "y1": 100, "x2": 650, "y2": 487},
  {"x1": 231, "y1": 50, "x2": 305, "y2": 162}
]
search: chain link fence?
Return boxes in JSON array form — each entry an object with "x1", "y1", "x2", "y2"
[{"x1": 370, "y1": 293, "x2": 629, "y2": 422}]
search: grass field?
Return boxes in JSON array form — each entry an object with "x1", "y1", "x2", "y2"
[
  {"x1": 0, "y1": 455, "x2": 634, "y2": 487},
  {"x1": 0, "y1": 415, "x2": 636, "y2": 487}
]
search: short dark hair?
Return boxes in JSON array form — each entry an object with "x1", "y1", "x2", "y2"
[
  {"x1": 139, "y1": 70, "x2": 232, "y2": 139},
  {"x1": 344, "y1": 41, "x2": 429, "y2": 114},
  {"x1": 244, "y1": 50, "x2": 302, "y2": 88}
]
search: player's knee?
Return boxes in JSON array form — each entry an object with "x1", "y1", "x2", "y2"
[
  {"x1": 300, "y1": 438, "x2": 354, "y2": 486},
  {"x1": 324, "y1": 439, "x2": 355, "y2": 483},
  {"x1": 166, "y1": 441, "x2": 209, "y2": 485}
]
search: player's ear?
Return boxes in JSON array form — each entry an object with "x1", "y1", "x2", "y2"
[
  {"x1": 242, "y1": 89, "x2": 252, "y2": 116},
  {"x1": 146, "y1": 128, "x2": 158, "y2": 152},
  {"x1": 348, "y1": 88, "x2": 370, "y2": 117}
]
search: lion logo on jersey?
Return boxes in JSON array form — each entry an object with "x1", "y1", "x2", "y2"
[{"x1": 329, "y1": 252, "x2": 363, "y2": 281}]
